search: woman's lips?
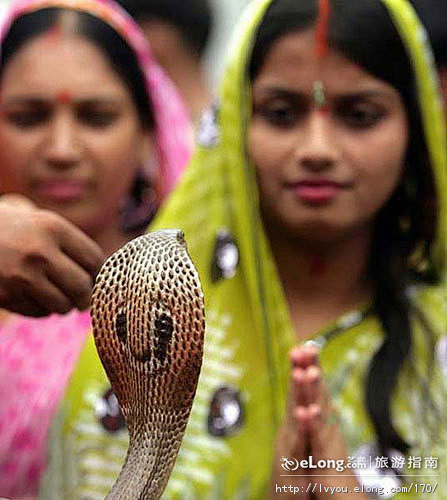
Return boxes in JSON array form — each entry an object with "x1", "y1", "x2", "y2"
[
  {"x1": 287, "y1": 180, "x2": 350, "y2": 204},
  {"x1": 35, "y1": 180, "x2": 88, "y2": 202}
]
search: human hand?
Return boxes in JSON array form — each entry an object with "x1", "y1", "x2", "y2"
[
  {"x1": 0, "y1": 194, "x2": 104, "y2": 316},
  {"x1": 270, "y1": 346, "x2": 319, "y2": 498},
  {"x1": 289, "y1": 344, "x2": 367, "y2": 499}
]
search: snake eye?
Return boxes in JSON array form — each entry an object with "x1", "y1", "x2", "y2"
[{"x1": 115, "y1": 312, "x2": 127, "y2": 344}]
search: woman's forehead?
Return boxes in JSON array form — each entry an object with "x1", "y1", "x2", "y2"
[
  {"x1": 252, "y1": 29, "x2": 401, "y2": 99},
  {"x1": 0, "y1": 32, "x2": 132, "y2": 100}
]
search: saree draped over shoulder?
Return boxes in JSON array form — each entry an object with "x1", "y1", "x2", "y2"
[{"x1": 39, "y1": 0, "x2": 447, "y2": 498}]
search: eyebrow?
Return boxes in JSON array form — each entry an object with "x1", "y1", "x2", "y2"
[
  {"x1": 252, "y1": 86, "x2": 394, "y2": 101},
  {"x1": 1, "y1": 95, "x2": 123, "y2": 106}
]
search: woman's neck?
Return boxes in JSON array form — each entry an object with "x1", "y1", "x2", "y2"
[{"x1": 266, "y1": 224, "x2": 373, "y2": 341}]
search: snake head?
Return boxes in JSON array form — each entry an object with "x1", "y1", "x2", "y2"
[{"x1": 91, "y1": 229, "x2": 205, "y2": 418}]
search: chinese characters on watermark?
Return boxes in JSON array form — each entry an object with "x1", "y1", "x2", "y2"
[{"x1": 280, "y1": 455, "x2": 439, "y2": 473}]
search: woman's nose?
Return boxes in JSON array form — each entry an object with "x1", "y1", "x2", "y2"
[
  {"x1": 294, "y1": 110, "x2": 339, "y2": 171},
  {"x1": 44, "y1": 112, "x2": 82, "y2": 168}
]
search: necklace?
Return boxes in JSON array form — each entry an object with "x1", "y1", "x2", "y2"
[{"x1": 306, "y1": 305, "x2": 374, "y2": 349}]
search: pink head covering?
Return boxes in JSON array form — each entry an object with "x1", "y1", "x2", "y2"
[
  {"x1": 0, "y1": 1, "x2": 191, "y2": 497},
  {"x1": 0, "y1": 0, "x2": 193, "y2": 195}
]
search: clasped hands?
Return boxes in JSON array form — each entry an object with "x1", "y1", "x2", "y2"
[{"x1": 271, "y1": 344, "x2": 367, "y2": 499}]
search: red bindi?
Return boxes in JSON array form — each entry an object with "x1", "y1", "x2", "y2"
[
  {"x1": 45, "y1": 25, "x2": 61, "y2": 45},
  {"x1": 317, "y1": 104, "x2": 330, "y2": 115},
  {"x1": 57, "y1": 90, "x2": 73, "y2": 104}
]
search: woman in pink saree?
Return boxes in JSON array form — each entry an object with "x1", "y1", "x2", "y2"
[{"x1": 0, "y1": 0, "x2": 191, "y2": 496}]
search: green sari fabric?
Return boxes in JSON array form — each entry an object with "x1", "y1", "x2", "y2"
[{"x1": 41, "y1": 0, "x2": 447, "y2": 498}]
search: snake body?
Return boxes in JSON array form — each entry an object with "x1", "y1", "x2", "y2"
[{"x1": 90, "y1": 230, "x2": 205, "y2": 499}]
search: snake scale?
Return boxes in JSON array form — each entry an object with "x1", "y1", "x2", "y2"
[{"x1": 90, "y1": 229, "x2": 205, "y2": 499}]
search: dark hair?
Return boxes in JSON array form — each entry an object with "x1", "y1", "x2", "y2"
[
  {"x1": 250, "y1": 0, "x2": 439, "y2": 456},
  {"x1": 117, "y1": 0, "x2": 212, "y2": 56},
  {"x1": 0, "y1": 7, "x2": 154, "y2": 129},
  {"x1": 411, "y1": 0, "x2": 447, "y2": 67}
]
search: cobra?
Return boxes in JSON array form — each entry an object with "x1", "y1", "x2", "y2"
[{"x1": 90, "y1": 229, "x2": 205, "y2": 499}]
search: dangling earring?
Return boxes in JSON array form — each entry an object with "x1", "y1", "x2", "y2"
[{"x1": 120, "y1": 159, "x2": 161, "y2": 233}]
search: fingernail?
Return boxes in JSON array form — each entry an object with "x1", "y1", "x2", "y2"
[
  {"x1": 307, "y1": 365, "x2": 321, "y2": 382},
  {"x1": 293, "y1": 367, "x2": 305, "y2": 382}
]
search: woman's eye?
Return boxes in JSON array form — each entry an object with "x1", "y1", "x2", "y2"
[
  {"x1": 337, "y1": 104, "x2": 385, "y2": 129},
  {"x1": 259, "y1": 104, "x2": 299, "y2": 128},
  {"x1": 6, "y1": 109, "x2": 49, "y2": 128},
  {"x1": 78, "y1": 109, "x2": 119, "y2": 128}
]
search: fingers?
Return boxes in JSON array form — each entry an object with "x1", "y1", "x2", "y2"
[
  {"x1": 22, "y1": 272, "x2": 73, "y2": 315},
  {"x1": 290, "y1": 343, "x2": 320, "y2": 368},
  {"x1": 283, "y1": 369, "x2": 307, "y2": 457},
  {"x1": 290, "y1": 344, "x2": 326, "y2": 432},
  {"x1": 0, "y1": 202, "x2": 104, "y2": 316},
  {"x1": 0, "y1": 266, "x2": 73, "y2": 316},
  {"x1": 0, "y1": 287, "x2": 54, "y2": 317},
  {"x1": 291, "y1": 346, "x2": 339, "y2": 446},
  {"x1": 46, "y1": 253, "x2": 96, "y2": 311},
  {"x1": 304, "y1": 364, "x2": 323, "y2": 409},
  {"x1": 52, "y1": 215, "x2": 104, "y2": 278},
  {"x1": 288, "y1": 345, "x2": 350, "y2": 478},
  {"x1": 292, "y1": 366, "x2": 324, "y2": 432},
  {"x1": 291, "y1": 343, "x2": 321, "y2": 404},
  {"x1": 39, "y1": 211, "x2": 104, "y2": 310},
  {"x1": 292, "y1": 366, "x2": 307, "y2": 407},
  {"x1": 276, "y1": 344, "x2": 327, "y2": 468}
]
